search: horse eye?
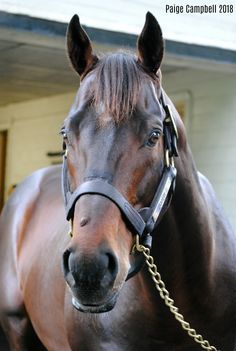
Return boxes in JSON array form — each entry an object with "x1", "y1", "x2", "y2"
[{"x1": 146, "y1": 131, "x2": 161, "y2": 147}]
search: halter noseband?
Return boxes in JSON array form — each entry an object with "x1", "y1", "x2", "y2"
[{"x1": 61, "y1": 93, "x2": 178, "y2": 279}]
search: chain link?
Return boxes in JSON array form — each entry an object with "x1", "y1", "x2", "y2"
[{"x1": 133, "y1": 235, "x2": 218, "y2": 351}]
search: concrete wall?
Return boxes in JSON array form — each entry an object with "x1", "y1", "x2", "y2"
[{"x1": 164, "y1": 68, "x2": 236, "y2": 231}]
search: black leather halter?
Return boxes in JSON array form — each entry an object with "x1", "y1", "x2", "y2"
[{"x1": 61, "y1": 93, "x2": 178, "y2": 279}]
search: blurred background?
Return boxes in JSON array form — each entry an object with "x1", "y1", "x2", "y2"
[{"x1": 0, "y1": 0, "x2": 236, "y2": 231}]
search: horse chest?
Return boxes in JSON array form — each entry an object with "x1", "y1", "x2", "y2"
[
  {"x1": 66, "y1": 304, "x2": 188, "y2": 351},
  {"x1": 67, "y1": 318, "x2": 197, "y2": 351}
]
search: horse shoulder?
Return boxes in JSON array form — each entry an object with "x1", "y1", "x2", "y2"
[
  {"x1": 198, "y1": 172, "x2": 236, "y2": 315},
  {"x1": 0, "y1": 165, "x2": 63, "y2": 305},
  {"x1": 0, "y1": 165, "x2": 71, "y2": 350}
]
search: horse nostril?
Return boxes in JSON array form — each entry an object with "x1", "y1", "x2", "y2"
[
  {"x1": 62, "y1": 249, "x2": 76, "y2": 287},
  {"x1": 62, "y1": 249, "x2": 70, "y2": 276},
  {"x1": 96, "y1": 250, "x2": 118, "y2": 290},
  {"x1": 106, "y1": 251, "x2": 118, "y2": 281}
]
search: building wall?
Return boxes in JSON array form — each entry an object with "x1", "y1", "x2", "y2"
[
  {"x1": 164, "y1": 68, "x2": 236, "y2": 231},
  {"x1": 0, "y1": 92, "x2": 75, "y2": 197}
]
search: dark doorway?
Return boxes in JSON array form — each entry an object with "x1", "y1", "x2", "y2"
[{"x1": 0, "y1": 131, "x2": 7, "y2": 211}]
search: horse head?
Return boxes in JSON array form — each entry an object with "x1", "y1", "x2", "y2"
[{"x1": 62, "y1": 12, "x2": 181, "y2": 313}]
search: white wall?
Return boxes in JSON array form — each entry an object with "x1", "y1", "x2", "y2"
[
  {"x1": 0, "y1": 92, "x2": 75, "y2": 197},
  {"x1": 164, "y1": 69, "x2": 236, "y2": 231}
]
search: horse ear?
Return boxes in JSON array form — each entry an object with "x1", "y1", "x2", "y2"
[
  {"x1": 137, "y1": 12, "x2": 164, "y2": 73},
  {"x1": 67, "y1": 14, "x2": 98, "y2": 76}
]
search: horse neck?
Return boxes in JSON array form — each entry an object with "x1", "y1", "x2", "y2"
[{"x1": 148, "y1": 142, "x2": 215, "y2": 299}]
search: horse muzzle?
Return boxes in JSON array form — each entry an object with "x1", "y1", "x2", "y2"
[{"x1": 62, "y1": 245, "x2": 119, "y2": 313}]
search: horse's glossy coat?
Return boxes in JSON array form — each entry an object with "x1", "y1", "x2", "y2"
[{"x1": 0, "y1": 12, "x2": 236, "y2": 351}]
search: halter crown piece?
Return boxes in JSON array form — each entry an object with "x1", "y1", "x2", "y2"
[{"x1": 61, "y1": 92, "x2": 179, "y2": 279}]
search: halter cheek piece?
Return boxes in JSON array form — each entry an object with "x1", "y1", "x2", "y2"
[{"x1": 61, "y1": 93, "x2": 178, "y2": 280}]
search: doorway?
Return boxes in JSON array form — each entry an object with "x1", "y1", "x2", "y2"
[{"x1": 0, "y1": 131, "x2": 7, "y2": 211}]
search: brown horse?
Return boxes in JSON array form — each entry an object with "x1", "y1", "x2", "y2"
[{"x1": 0, "y1": 12, "x2": 236, "y2": 351}]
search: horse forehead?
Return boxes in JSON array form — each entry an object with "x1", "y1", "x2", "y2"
[
  {"x1": 70, "y1": 74, "x2": 95, "y2": 113},
  {"x1": 92, "y1": 123, "x2": 134, "y2": 150}
]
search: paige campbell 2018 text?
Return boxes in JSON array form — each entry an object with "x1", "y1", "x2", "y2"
[{"x1": 166, "y1": 4, "x2": 234, "y2": 14}]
